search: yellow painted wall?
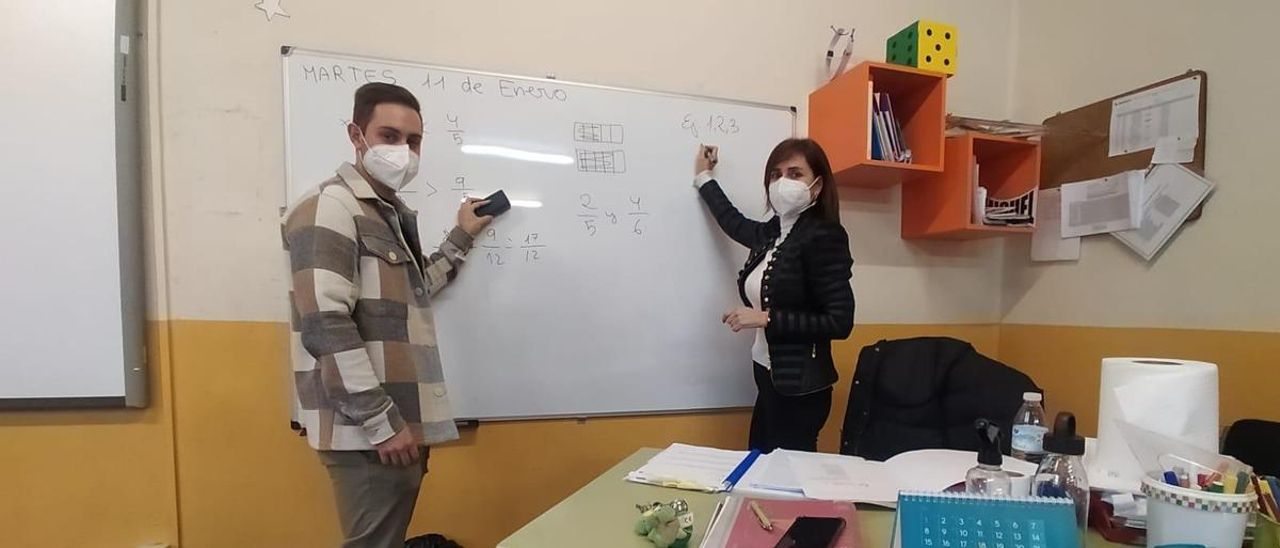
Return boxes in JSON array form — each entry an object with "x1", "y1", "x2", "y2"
[
  {"x1": 10, "y1": 322, "x2": 1280, "y2": 547},
  {"x1": 167, "y1": 321, "x2": 997, "y2": 548},
  {"x1": 0, "y1": 324, "x2": 179, "y2": 548},
  {"x1": 999, "y1": 324, "x2": 1280, "y2": 439}
]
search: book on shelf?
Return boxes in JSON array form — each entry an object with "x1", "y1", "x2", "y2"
[{"x1": 868, "y1": 90, "x2": 912, "y2": 163}]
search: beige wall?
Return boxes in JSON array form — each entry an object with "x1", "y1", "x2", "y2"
[
  {"x1": 155, "y1": 0, "x2": 1019, "y2": 325},
  {"x1": 1003, "y1": 0, "x2": 1280, "y2": 332}
]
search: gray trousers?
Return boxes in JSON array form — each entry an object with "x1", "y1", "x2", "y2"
[{"x1": 318, "y1": 450, "x2": 429, "y2": 548}]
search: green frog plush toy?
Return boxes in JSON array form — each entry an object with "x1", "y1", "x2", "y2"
[{"x1": 633, "y1": 500, "x2": 694, "y2": 548}]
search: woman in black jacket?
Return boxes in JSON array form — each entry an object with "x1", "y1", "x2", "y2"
[{"x1": 694, "y1": 138, "x2": 855, "y2": 452}]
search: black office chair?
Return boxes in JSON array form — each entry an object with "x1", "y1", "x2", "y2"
[
  {"x1": 840, "y1": 337, "x2": 1041, "y2": 461},
  {"x1": 1222, "y1": 419, "x2": 1280, "y2": 477}
]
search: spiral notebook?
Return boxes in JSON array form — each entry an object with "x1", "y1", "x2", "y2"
[{"x1": 891, "y1": 491, "x2": 1079, "y2": 548}]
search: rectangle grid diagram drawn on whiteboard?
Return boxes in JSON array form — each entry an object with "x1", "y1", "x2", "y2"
[
  {"x1": 574, "y1": 121, "x2": 625, "y2": 144},
  {"x1": 576, "y1": 148, "x2": 627, "y2": 173},
  {"x1": 281, "y1": 48, "x2": 795, "y2": 420}
]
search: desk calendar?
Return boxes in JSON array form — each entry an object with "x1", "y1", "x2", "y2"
[{"x1": 892, "y1": 491, "x2": 1080, "y2": 548}]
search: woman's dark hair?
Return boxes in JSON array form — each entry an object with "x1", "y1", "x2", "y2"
[{"x1": 763, "y1": 138, "x2": 841, "y2": 223}]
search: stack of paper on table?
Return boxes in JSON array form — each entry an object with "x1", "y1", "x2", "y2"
[
  {"x1": 747, "y1": 449, "x2": 1039, "y2": 507},
  {"x1": 625, "y1": 444, "x2": 753, "y2": 493},
  {"x1": 701, "y1": 495, "x2": 860, "y2": 548}
]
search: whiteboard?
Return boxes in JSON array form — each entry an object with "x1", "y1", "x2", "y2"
[
  {"x1": 282, "y1": 49, "x2": 794, "y2": 419},
  {"x1": 0, "y1": 1, "x2": 145, "y2": 408}
]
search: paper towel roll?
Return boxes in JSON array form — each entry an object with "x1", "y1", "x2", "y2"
[{"x1": 1088, "y1": 358, "x2": 1219, "y2": 493}]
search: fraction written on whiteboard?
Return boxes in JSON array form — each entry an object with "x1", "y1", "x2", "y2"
[
  {"x1": 577, "y1": 194, "x2": 651, "y2": 237},
  {"x1": 475, "y1": 229, "x2": 548, "y2": 267}
]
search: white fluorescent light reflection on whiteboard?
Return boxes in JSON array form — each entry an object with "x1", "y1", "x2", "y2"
[
  {"x1": 510, "y1": 200, "x2": 543, "y2": 208},
  {"x1": 459, "y1": 145, "x2": 573, "y2": 165}
]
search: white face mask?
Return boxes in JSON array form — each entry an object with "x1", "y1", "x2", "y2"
[
  {"x1": 768, "y1": 176, "x2": 819, "y2": 217},
  {"x1": 355, "y1": 128, "x2": 419, "y2": 191}
]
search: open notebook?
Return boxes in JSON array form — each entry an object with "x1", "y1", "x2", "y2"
[
  {"x1": 701, "y1": 495, "x2": 860, "y2": 548},
  {"x1": 749, "y1": 449, "x2": 1040, "y2": 506},
  {"x1": 626, "y1": 444, "x2": 759, "y2": 493}
]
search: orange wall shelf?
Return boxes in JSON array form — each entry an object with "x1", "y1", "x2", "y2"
[
  {"x1": 809, "y1": 61, "x2": 947, "y2": 188},
  {"x1": 902, "y1": 132, "x2": 1041, "y2": 239}
]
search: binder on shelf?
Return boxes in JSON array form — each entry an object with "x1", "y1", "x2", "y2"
[
  {"x1": 885, "y1": 93, "x2": 910, "y2": 163},
  {"x1": 876, "y1": 106, "x2": 893, "y2": 161},
  {"x1": 870, "y1": 92, "x2": 912, "y2": 164},
  {"x1": 871, "y1": 115, "x2": 885, "y2": 161}
]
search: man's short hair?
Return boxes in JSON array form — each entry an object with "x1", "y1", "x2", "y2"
[{"x1": 352, "y1": 83, "x2": 421, "y2": 131}]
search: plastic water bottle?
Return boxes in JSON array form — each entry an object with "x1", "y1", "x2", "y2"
[
  {"x1": 966, "y1": 419, "x2": 1012, "y2": 496},
  {"x1": 1010, "y1": 392, "x2": 1048, "y2": 464},
  {"x1": 1033, "y1": 412, "x2": 1089, "y2": 545}
]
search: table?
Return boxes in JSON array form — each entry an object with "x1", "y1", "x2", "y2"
[{"x1": 500, "y1": 448, "x2": 1125, "y2": 547}]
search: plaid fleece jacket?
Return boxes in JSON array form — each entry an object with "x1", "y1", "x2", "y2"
[{"x1": 283, "y1": 163, "x2": 469, "y2": 450}]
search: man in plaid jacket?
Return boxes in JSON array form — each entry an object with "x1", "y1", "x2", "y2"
[{"x1": 283, "y1": 83, "x2": 493, "y2": 547}]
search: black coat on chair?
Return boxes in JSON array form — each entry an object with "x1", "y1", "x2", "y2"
[
  {"x1": 1223, "y1": 419, "x2": 1280, "y2": 477},
  {"x1": 840, "y1": 337, "x2": 1041, "y2": 461}
]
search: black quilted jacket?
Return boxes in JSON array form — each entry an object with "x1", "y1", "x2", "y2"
[
  {"x1": 699, "y1": 180, "x2": 855, "y2": 396},
  {"x1": 840, "y1": 337, "x2": 1041, "y2": 461}
]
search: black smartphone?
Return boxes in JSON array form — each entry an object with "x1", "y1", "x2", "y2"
[
  {"x1": 474, "y1": 190, "x2": 511, "y2": 217},
  {"x1": 772, "y1": 516, "x2": 846, "y2": 548}
]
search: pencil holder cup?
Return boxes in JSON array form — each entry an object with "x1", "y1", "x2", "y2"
[
  {"x1": 1255, "y1": 512, "x2": 1280, "y2": 548},
  {"x1": 1140, "y1": 472, "x2": 1256, "y2": 548}
]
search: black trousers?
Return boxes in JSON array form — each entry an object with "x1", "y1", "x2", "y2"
[{"x1": 748, "y1": 363, "x2": 833, "y2": 453}]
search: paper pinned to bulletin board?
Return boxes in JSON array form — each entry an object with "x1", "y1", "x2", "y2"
[{"x1": 1040, "y1": 70, "x2": 1208, "y2": 220}]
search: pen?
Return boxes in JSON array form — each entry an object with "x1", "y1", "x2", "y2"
[
  {"x1": 1261, "y1": 476, "x2": 1280, "y2": 520},
  {"x1": 1253, "y1": 476, "x2": 1276, "y2": 519},
  {"x1": 748, "y1": 500, "x2": 773, "y2": 531}
]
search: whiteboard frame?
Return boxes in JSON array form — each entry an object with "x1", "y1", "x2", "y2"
[
  {"x1": 278, "y1": 46, "x2": 796, "y2": 421},
  {"x1": 0, "y1": 0, "x2": 147, "y2": 410}
]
